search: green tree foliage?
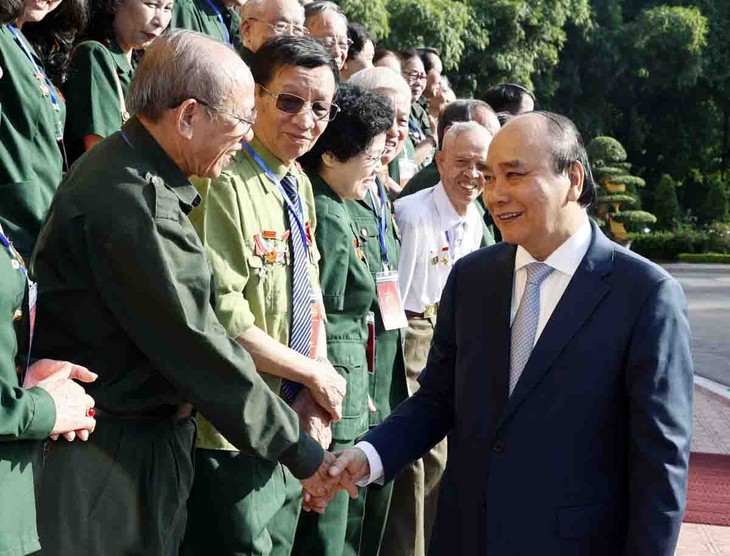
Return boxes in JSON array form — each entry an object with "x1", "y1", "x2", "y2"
[{"x1": 653, "y1": 174, "x2": 680, "y2": 230}]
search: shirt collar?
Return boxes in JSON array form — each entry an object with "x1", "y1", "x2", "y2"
[
  {"x1": 107, "y1": 37, "x2": 133, "y2": 74},
  {"x1": 121, "y1": 117, "x2": 200, "y2": 210},
  {"x1": 514, "y1": 216, "x2": 592, "y2": 277},
  {"x1": 248, "y1": 137, "x2": 293, "y2": 181},
  {"x1": 433, "y1": 181, "x2": 466, "y2": 232}
]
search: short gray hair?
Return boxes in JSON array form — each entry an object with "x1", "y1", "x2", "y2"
[
  {"x1": 442, "y1": 121, "x2": 492, "y2": 149},
  {"x1": 127, "y1": 30, "x2": 244, "y2": 122},
  {"x1": 348, "y1": 67, "x2": 410, "y2": 102},
  {"x1": 304, "y1": 1, "x2": 347, "y2": 24}
]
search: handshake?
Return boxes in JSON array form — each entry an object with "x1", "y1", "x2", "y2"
[{"x1": 299, "y1": 448, "x2": 372, "y2": 513}]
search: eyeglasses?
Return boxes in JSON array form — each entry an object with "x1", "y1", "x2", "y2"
[
  {"x1": 315, "y1": 36, "x2": 353, "y2": 51},
  {"x1": 404, "y1": 70, "x2": 427, "y2": 83},
  {"x1": 196, "y1": 99, "x2": 257, "y2": 134},
  {"x1": 258, "y1": 85, "x2": 340, "y2": 121},
  {"x1": 362, "y1": 148, "x2": 386, "y2": 167},
  {"x1": 247, "y1": 18, "x2": 309, "y2": 37}
]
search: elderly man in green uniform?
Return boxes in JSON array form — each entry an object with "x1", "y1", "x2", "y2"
[
  {"x1": 181, "y1": 36, "x2": 343, "y2": 556},
  {"x1": 30, "y1": 31, "x2": 337, "y2": 556},
  {"x1": 171, "y1": 0, "x2": 246, "y2": 53},
  {"x1": 238, "y1": 0, "x2": 308, "y2": 64},
  {"x1": 401, "y1": 99, "x2": 501, "y2": 246},
  {"x1": 344, "y1": 66, "x2": 412, "y2": 556}
]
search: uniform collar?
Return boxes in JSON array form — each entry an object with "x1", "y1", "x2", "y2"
[
  {"x1": 514, "y1": 215, "x2": 592, "y2": 277},
  {"x1": 107, "y1": 37, "x2": 134, "y2": 74},
  {"x1": 121, "y1": 117, "x2": 200, "y2": 210},
  {"x1": 433, "y1": 181, "x2": 467, "y2": 232},
  {"x1": 248, "y1": 137, "x2": 295, "y2": 181}
]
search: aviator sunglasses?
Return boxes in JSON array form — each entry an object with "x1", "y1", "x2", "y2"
[{"x1": 258, "y1": 84, "x2": 340, "y2": 122}]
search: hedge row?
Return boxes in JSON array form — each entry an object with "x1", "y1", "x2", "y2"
[
  {"x1": 677, "y1": 253, "x2": 730, "y2": 264},
  {"x1": 628, "y1": 227, "x2": 730, "y2": 261}
]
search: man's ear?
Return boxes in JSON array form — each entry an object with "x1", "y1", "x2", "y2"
[
  {"x1": 566, "y1": 160, "x2": 584, "y2": 202},
  {"x1": 240, "y1": 19, "x2": 253, "y2": 48},
  {"x1": 434, "y1": 150, "x2": 445, "y2": 176},
  {"x1": 175, "y1": 99, "x2": 199, "y2": 140}
]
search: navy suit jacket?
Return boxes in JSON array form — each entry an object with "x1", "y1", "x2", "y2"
[{"x1": 363, "y1": 223, "x2": 693, "y2": 556}]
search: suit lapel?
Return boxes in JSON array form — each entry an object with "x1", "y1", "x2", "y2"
[
  {"x1": 481, "y1": 244, "x2": 516, "y2": 421},
  {"x1": 499, "y1": 223, "x2": 615, "y2": 425}
]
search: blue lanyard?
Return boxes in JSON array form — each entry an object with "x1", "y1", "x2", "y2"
[
  {"x1": 203, "y1": 0, "x2": 231, "y2": 44},
  {"x1": 368, "y1": 178, "x2": 390, "y2": 268},
  {"x1": 7, "y1": 25, "x2": 62, "y2": 120},
  {"x1": 0, "y1": 227, "x2": 27, "y2": 275},
  {"x1": 244, "y1": 143, "x2": 308, "y2": 253}
]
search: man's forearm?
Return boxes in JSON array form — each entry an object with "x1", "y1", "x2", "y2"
[{"x1": 236, "y1": 325, "x2": 317, "y2": 386}]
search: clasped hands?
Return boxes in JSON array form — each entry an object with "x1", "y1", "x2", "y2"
[{"x1": 300, "y1": 447, "x2": 371, "y2": 514}]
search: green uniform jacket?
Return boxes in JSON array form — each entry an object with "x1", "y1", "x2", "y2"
[
  {"x1": 312, "y1": 175, "x2": 376, "y2": 442},
  {"x1": 345, "y1": 181, "x2": 408, "y2": 426},
  {"x1": 170, "y1": 0, "x2": 245, "y2": 54},
  {"x1": 64, "y1": 39, "x2": 134, "y2": 164},
  {"x1": 31, "y1": 117, "x2": 322, "y2": 479},
  {"x1": 409, "y1": 98, "x2": 433, "y2": 144},
  {"x1": 387, "y1": 137, "x2": 416, "y2": 190},
  {"x1": 0, "y1": 232, "x2": 55, "y2": 556},
  {"x1": 400, "y1": 163, "x2": 497, "y2": 247},
  {"x1": 191, "y1": 138, "x2": 321, "y2": 451},
  {"x1": 0, "y1": 24, "x2": 66, "y2": 260}
]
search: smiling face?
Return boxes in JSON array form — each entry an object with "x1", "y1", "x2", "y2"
[
  {"x1": 241, "y1": 0, "x2": 305, "y2": 53},
  {"x1": 401, "y1": 55, "x2": 426, "y2": 103},
  {"x1": 18, "y1": 0, "x2": 62, "y2": 25},
  {"x1": 483, "y1": 114, "x2": 586, "y2": 260},
  {"x1": 436, "y1": 127, "x2": 491, "y2": 215},
  {"x1": 113, "y1": 0, "x2": 173, "y2": 52},
  {"x1": 379, "y1": 89, "x2": 410, "y2": 165},
  {"x1": 253, "y1": 64, "x2": 337, "y2": 164},
  {"x1": 306, "y1": 10, "x2": 348, "y2": 70},
  {"x1": 325, "y1": 132, "x2": 386, "y2": 200}
]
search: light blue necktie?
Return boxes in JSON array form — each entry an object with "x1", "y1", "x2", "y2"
[
  {"x1": 509, "y1": 262, "x2": 554, "y2": 395},
  {"x1": 280, "y1": 175, "x2": 312, "y2": 403}
]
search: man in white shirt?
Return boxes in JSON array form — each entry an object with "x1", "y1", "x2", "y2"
[
  {"x1": 381, "y1": 121, "x2": 491, "y2": 556},
  {"x1": 326, "y1": 111, "x2": 693, "y2": 556}
]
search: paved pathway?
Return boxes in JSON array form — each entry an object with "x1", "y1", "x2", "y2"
[{"x1": 676, "y1": 382, "x2": 730, "y2": 555}]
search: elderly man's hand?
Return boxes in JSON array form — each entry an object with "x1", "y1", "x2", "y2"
[
  {"x1": 24, "y1": 359, "x2": 98, "y2": 442},
  {"x1": 300, "y1": 451, "x2": 340, "y2": 502},
  {"x1": 292, "y1": 389, "x2": 332, "y2": 449},
  {"x1": 307, "y1": 357, "x2": 346, "y2": 422},
  {"x1": 301, "y1": 447, "x2": 370, "y2": 513}
]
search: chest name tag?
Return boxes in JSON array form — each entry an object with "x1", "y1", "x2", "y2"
[{"x1": 376, "y1": 270, "x2": 408, "y2": 331}]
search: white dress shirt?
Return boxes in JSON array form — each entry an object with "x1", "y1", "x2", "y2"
[
  {"x1": 356, "y1": 216, "x2": 593, "y2": 486},
  {"x1": 394, "y1": 183, "x2": 483, "y2": 313}
]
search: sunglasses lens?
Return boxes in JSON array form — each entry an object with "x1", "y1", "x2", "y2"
[
  {"x1": 276, "y1": 94, "x2": 305, "y2": 114},
  {"x1": 311, "y1": 102, "x2": 330, "y2": 120}
]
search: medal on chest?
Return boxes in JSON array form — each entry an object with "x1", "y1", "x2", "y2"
[{"x1": 254, "y1": 230, "x2": 291, "y2": 266}]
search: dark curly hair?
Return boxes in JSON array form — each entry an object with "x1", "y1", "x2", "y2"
[
  {"x1": 23, "y1": 0, "x2": 89, "y2": 87},
  {"x1": 299, "y1": 83, "x2": 394, "y2": 173},
  {"x1": 0, "y1": 0, "x2": 22, "y2": 24},
  {"x1": 78, "y1": 0, "x2": 119, "y2": 46}
]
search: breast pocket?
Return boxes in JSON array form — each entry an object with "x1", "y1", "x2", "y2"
[{"x1": 246, "y1": 254, "x2": 288, "y2": 311}]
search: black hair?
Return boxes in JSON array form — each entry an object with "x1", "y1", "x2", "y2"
[
  {"x1": 532, "y1": 111, "x2": 596, "y2": 208},
  {"x1": 482, "y1": 83, "x2": 536, "y2": 115},
  {"x1": 78, "y1": 0, "x2": 118, "y2": 46},
  {"x1": 346, "y1": 22, "x2": 372, "y2": 62},
  {"x1": 417, "y1": 47, "x2": 441, "y2": 73},
  {"x1": 437, "y1": 99, "x2": 494, "y2": 147},
  {"x1": 0, "y1": 0, "x2": 21, "y2": 24},
  {"x1": 251, "y1": 35, "x2": 340, "y2": 88},
  {"x1": 299, "y1": 83, "x2": 394, "y2": 173},
  {"x1": 396, "y1": 48, "x2": 420, "y2": 65},
  {"x1": 23, "y1": 0, "x2": 89, "y2": 87}
]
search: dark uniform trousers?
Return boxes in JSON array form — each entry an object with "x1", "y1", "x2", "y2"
[
  {"x1": 381, "y1": 315, "x2": 447, "y2": 556},
  {"x1": 35, "y1": 416, "x2": 196, "y2": 556}
]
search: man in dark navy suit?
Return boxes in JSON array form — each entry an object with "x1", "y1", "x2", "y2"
[{"x1": 327, "y1": 111, "x2": 694, "y2": 556}]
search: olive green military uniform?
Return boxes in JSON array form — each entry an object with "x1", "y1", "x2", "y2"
[
  {"x1": 181, "y1": 138, "x2": 321, "y2": 556},
  {"x1": 344, "y1": 179, "x2": 409, "y2": 556},
  {"x1": 400, "y1": 162, "x2": 497, "y2": 247},
  {"x1": 64, "y1": 39, "x2": 134, "y2": 164},
  {"x1": 0, "y1": 24, "x2": 66, "y2": 260},
  {"x1": 387, "y1": 138, "x2": 417, "y2": 193},
  {"x1": 409, "y1": 97, "x2": 433, "y2": 145},
  {"x1": 0, "y1": 226, "x2": 56, "y2": 556},
  {"x1": 293, "y1": 174, "x2": 376, "y2": 556},
  {"x1": 171, "y1": 0, "x2": 245, "y2": 54},
  {"x1": 30, "y1": 118, "x2": 322, "y2": 556}
]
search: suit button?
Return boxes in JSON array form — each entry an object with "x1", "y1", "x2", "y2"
[{"x1": 492, "y1": 440, "x2": 505, "y2": 453}]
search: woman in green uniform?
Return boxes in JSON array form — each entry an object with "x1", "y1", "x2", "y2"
[
  {"x1": 346, "y1": 65, "x2": 413, "y2": 556},
  {"x1": 64, "y1": 0, "x2": 173, "y2": 162},
  {"x1": 0, "y1": 0, "x2": 86, "y2": 260},
  {"x1": 293, "y1": 84, "x2": 393, "y2": 556}
]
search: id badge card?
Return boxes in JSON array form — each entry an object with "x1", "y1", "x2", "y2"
[
  {"x1": 376, "y1": 270, "x2": 408, "y2": 330},
  {"x1": 309, "y1": 289, "x2": 326, "y2": 359}
]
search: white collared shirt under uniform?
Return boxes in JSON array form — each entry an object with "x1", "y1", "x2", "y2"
[
  {"x1": 394, "y1": 182, "x2": 483, "y2": 313},
  {"x1": 357, "y1": 215, "x2": 593, "y2": 485}
]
